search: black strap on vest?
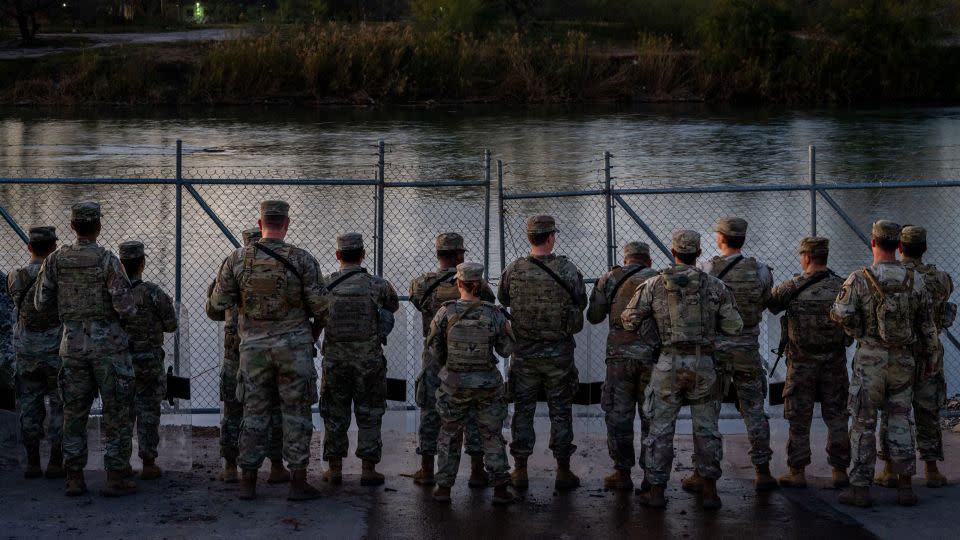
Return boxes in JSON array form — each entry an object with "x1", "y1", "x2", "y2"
[
  {"x1": 16, "y1": 272, "x2": 39, "y2": 312},
  {"x1": 253, "y1": 242, "x2": 316, "y2": 318},
  {"x1": 327, "y1": 268, "x2": 368, "y2": 291},
  {"x1": 715, "y1": 255, "x2": 744, "y2": 280},
  {"x1": 784, "y1": 270, "x2": 837, "y2": 307},
  {"x1": 526, "y1": 256, "x2": 578, "y2": 304},
  {"x1": 609, "y1": 265, "x2": 649, "y2": 303},
  {"x1": 130, "y1": 279, "x2": 144, "y2": 288},
  {"x1": 414, "y1": 271, "x2": 456, "y2": 311}
]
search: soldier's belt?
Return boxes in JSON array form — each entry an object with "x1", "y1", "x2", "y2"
[
  {"x1": 665, "y1": 344, "x2": 714, "y2": 356},
  {"x1": 534, "y1": 382, "x2": 603, "y2": 405}
]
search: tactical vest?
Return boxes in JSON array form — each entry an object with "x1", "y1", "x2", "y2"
[
  {"x1": 126, "y1": 282, "x2": 164, "y2": 353},
  {"x1": 416, "y1": 271, "x2": 460, "y2": 336},
  {"x1": 658, "y1": 267, "x2": 711, "y2": 347},
  {"x1": 913, "y1": 263, "x2": 956, "y2": 330},
  {"x1": 786, "y1": 274, "x2": 846, "y2": 351},
  {"x1": 863, "y1": 267, "x2": 916, "y2": 346},
  {"x1": 709, "y1": 255, "x2": 764, "y2": 328},
  {"x1": 507, "y1": 257, "x2": 581, "y2": 342},
  {"x1": 325, "y1": 271, "x2": 379, "y2": 343},
  {"x1": 56, "y1": 244, "x2": 114, "y2": 321},
  {"x1": 609, "y1": 266, "x2": 655, "y2": 330},
  {"x1": 445, "y1": 302, "x2": 497, "y2": 372},
  {"x1": 240, "y1": 245, "x2": 301, "y2": 321},
  {"x1": 13, "y1": 264, "x2": 60, "y2": 331}
]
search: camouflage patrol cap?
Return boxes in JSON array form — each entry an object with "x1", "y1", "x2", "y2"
[
  {"x1": 337, "y1": 232, "x2": 364, "y2": 251},
  {"x1": 28, "y1": 226, "x2": 56, "y2": 243},
  {"x1": 118, "y1": 240, "x2": 145, "y2": 260},
  {"x1": 714, "y1": 216, "x2": 748, "y2": 237},
  {"x1": 436, "y1": 232, "x2": 466, "y2": 251},
  {"x1": 901, "y1": 225, "x2": 926, "y2": 244},
  {"x1": 241, "y1": 227, "x2": 262, "y2": 246},
  {"x1": 623, "y1": 241, "x2": 650, "y2": 258},
  {"x1": 260, "y1": 200, "x2": 290, "y2": 218},
  {"x1": 799, "y1": 236, "x2": 829, "y2": 256},
  {"x1": 672, "y1": 230, "x2": 700, "y2": 254},
  {"x1": 871, "y1": 220, "x2": 901, "y2": 242},
  {"x1": 456, "y1": 262, "x2": 484, "y2": 282},
  {"x1": 71, "y1": 201, "x2": 101, "y2": 222},
  {"x1": 526, "y1": 215, "x2": 558, "y2": 235}
]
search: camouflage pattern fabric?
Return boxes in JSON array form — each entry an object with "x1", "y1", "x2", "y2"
[
  {"x1": 16, "y1": 363, "x2": 63, "y2": 449},
  {"x1": 508, "y1": 354, "x2": 579, "y2": 460},
  {"x1": 0, "y1": 272, "x2": 14, "y2": 391}
]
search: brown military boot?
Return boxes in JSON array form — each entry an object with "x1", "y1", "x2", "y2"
[
  {"x1": 360, "y1": 460, "x2": 385, "y2": 486},
  {"x1": 492, "y1": 484, "x2": 519, "y2": 505},
  {"x1": 511, "y1": 458, "x2": 529, "y2": 490},
  {"x1": 24, "y1": 443, "x2": 42, "y2": 479},
  {"x1": 413, "y1": 455, "x2": 435, "y2": 486},
  {"x1": 468, "y1": 455, "x2": 489, "y2": 488},
  {"x1": 322, "y1": 459, "x2": 343, "y2": 485},
  {"x1": 603, "y1": 469, "x2": 634, "y2": 491},
  {"x1": 65, "y1": 470, "x2": 87, "y2": 496},
  {"x1": 778, "y1": 467, "x2": 807, "y2": 488},
  {"x1": 701, "y1": 477, "x2": 722, "y2": 510},
  {"x1": 555, "y1": 458, "x2": 581, "y2": 490},
  {"x1": 636, "y1": 477, "x2": 652, "y2": 494},
  {"x1": 897, "y1": 474, "x2": 918, "y2": 506},
  {"x1": 832, "y1": 468, "x2": 850, "y2": 488},
  {"x1": 287, "y1": 469, "x2": 322, "y2": 501},
  {"x1": 239, "y1": 469, "x2": 257, "y2": 500},
  {"x1": 267, "y1": 459, "x2": 291, "y2": 484},
  {"x1": 925, "y1": 461, "x2": 948, "y2": 488},
  {"x1": 874, "y1": 461, "x2": 898, "y2": 488},
  {"x1": 100, "y1": 469, "x2": 138, "y2": 497},
  {"x1": 45, "y1": 446, "x2": 65, "y2": 479},
  {"x1": 838, "y1": 486, "x2": 873, "y2": 508},
  {"x1": 638, "y1": 484, "x2": 666, "y2": 509},
  {"x1": 221, "y1": 458, "x2": 239, "y2": 483},
  {"x1": 681, "y1": 470, "x2": 703, "y2": 493},
  {"x1": 432, "y1": 485, "x2": 452, "y2": 503},
  {"x1": 140, "y1": 457, "x2": 163, "y2": 480},
  {"x1": 754, "y1": 463, "x2": 778, "y2": 491}
]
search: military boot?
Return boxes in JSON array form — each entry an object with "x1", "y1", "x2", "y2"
[
  {"x1": 267, "y1": 459, "x2": 291, "y2": 484},
  {"x1": 874, "y1": 461, "x2": 898, "y2": 488},
  {"x1": 897, "y1": 474, "x2": 918, "y2": 506},
  {"x1": 636, "y1": 477, "x2": 652, "y2": 494},
  {"x1": 119, "y1": 464, "x2": 135, "y2": 479},
  {"x1": 701, "y1": 478, "x2": 722, "y2": 510},
  {"x1": 838, "y1": 486, "x2": 873, "y2": 508},
  {"x1": 554, "y1": 458, "x2": 581, "y2": 490},
  {"x1": 511, "y1": 458, "x2": 529, "y2": 490},
  {"x1": 24, "y1": 443, "x2": 42, "y2": 479},
  {"x1": 360, "y1": 461, "x2": 385, "y2": 486},
  {"x1": 468, "y1": 455, "x2": 489, "y2": 488},
  {"x1": 45, "y1": 446, "x2": 65, "y2": 479},
  {"x1": 832, "y1": 468, "x2": 850, "y2": 488},
  {"x1": 140, "y1": 457, "x2": 163, "y2": 480},
  {"x1": 100, "y1": 469, "x2": 138, "y2": 497},
  {"x1": 221, "y1": 458, "x2": 239, "y2": 483},
  {"x1": 287, "y1": 469, "x2": 322, "y2": 501},
  {"x1": 432, "y1": 485, "x2": 452, "y2": 503},
  {"x1": 603, "y1": 469, "x2": 634, "y2": 491},
  {"x1": 239, "y1": 469, "x2": 257, "y2": 500},
  {"x1": 322, "y1": 459, "x2": 343, "y2": 485},
  {"x1": 492, "y1": 484, "x2": 519, "y2": 505},
  {"x1": 65, "y1": 470, "x2": 87, "y2": 496},
  {"x1": 681, "y1": 470, "x2": 704, "y2": 493},
  {"x1": 754, "y1": 463, "x2": 779, "y2": 491},
  {"x1": 778, "y1": 467, "x2": 807, "y2": 488},
  {"x1": 413, "y1": 455, "x2": 435, "y2": 486},
  {"x1": 638, "y1": 484, "x2": 666, "y2": 509},
  {"x1": 925, "y1": 461, "x2": 948, "y2": 488}
]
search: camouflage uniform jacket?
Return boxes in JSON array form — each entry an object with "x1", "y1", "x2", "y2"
[
  {"x1": 322, "y1": 264, "x2": 399, "y2": 361},
  {"x1": 126, "y1": 279, "x2": 178, "y2": 353},
  {"x1": 7, "y1": 261, "x2": 62, "y2": 366},
  {"x1": 427, "y1": 300, "x2": 514, "y2": 389},
  {"x1": 0, "y1": 272, "x2": 14, "y2": 387},
  {"x1": 497, "y1": 253, "x2": 588, "y2": 358},
  {"x1": 768, "y1": 270, "x2": 849, "y2": 359},
  {"x1": 587, "y1": 263, "x2": 659, "y2": 360},
  {"x1": 903, "y1": 257, "x2": 954, "y2": 375},
  {"x1": 699, "y1": 253, "x2": 772, "y2": 349},
  {"x1": 409, "y1": 266, "x2": 495, "y2": 338}
]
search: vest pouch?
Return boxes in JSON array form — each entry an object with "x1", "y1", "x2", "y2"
[
  {"x1": 446, "y1": 318, "x2": 494, "y2": 372},
  {"x1": 326, "y1": 280, "x2": 378, "y2": 342},
  {"x1": 57, "y1": 248, "x2": 110, "y2": 321}
]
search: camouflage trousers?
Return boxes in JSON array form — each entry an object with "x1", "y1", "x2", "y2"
[
  {"x1": 61, "y1": 353, "x2": 134, "y2": 472},
  {"x1": 131, "y1": 350, "x2": 166, "y2": 461},
  {"x1": 219, "y1": 340, "x2": 283, "y2": 462},
  {"x1": 508, "y1": 354, "x2": 578, "y2": 461},
  {"x1": 415, "y1": 355, "x2": 483, "y2": 457},
  {"x1": 849, "y1": 346, "x2": 916, "y2": 487},
  {"x1": 782, "y1": 352, "x2": 850, "y2": 469},
  {"x1": 643, "y1": 351, "x2": 722, "y2": 485},
  {"x1": 879, "y1": 370, "x2": 946, "y2": 463},
  {"x1": 16, "y1": 355, "x2": 63, "y2": 448},
  {"x1": 435, "y1": 384, "x2": 510, "y2": 488},
  {"x1": 715, "y1": 345, "x2": 773, "y2": 465},
  {"x1": 320, "y1": 355, "x2": 386, "y2": 463},
  {"x1": 601, "y1": 357, "x2": 652, "y2": 471},
  {"x1": 238, "y1": 345, "x2": 317, "y2": 471}
]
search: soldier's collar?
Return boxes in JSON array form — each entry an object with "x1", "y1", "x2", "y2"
[
  {"x1": 339, "y1": 263, "x2": 364, "y2": 270},
  {"x1": 438, "y1": 266, "x2": 457, "y2": 272},
  {"x1": 901, "y1": 256, "x2": 922, "y2": 265},
  {"x1": 76, "y1": 239, "x2": 96, "y2": 245}
]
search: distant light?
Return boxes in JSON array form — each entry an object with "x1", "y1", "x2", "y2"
[
  {"x1": 196, "y1": 2, "x2": 199, "y2": 5},
  {"x1": 62, "y1": 2, "x2": 67, "y2": 6}
]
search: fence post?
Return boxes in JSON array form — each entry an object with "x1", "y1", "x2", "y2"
[
  {"x1": 483, "y1": 149, "x2": 492, "y2": 280},
  {"x1": 174, "y1": 139, "x2": 183, "y2": 375},
  {"x1": 604, "y1": 150, "x2": 614, "y2": 269},
  {"x1": 497, "y1": 160, "x2": 506, "y2": 276},
  {"x1": 376, "y1": 140, "x2": 385, "y2": 278},
  {"x1": 809, "y1": 144, "x2": 817, "y2": 236}
]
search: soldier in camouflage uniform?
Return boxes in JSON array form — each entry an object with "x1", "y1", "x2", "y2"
[
  {"x1": 7, "y1": 226, "x2": 63, "y2": 479},
  {"x1": 698, "y1": 217, "x2": 777, "y2": 491},
  {"x1": 209, "y1": 201, "x2": 329, "y2": 501},
  {"x1": 875, "y1": 225, "x2": 955, "y2": 488},
  {"x1": 427, "y1": 262, "x2": 519, "y2": 505},
  {"x1": 767, "y1": 237, "x2": 851, "y2": 489},
  {"x1": 320, "y1": 233, "x2": 399, "y2": 487},
  {"x1": 622, "y1": 230, "x2": 742, "y2": 510},
  {"x1": 117, "y1": 241, "x2": 178, "y2": 480},
  {"x1": 206, "y1": 228, "x2": 289, "y2": 485},
  {"x1": 499, "y1": 215, "x2": 587, "y2": 491},
  {"x1": 830, "y1": 220, "x2": 939, "y2": 508},
  {"x1": 586, "y1": 241, "x2": 658, "y2": 492},
  {"x1": 35, "y1": 202, "x2": 138, "y2": 497},
  {"x1": 409, "y1": 233, "x2": 494, "y2": 487},
  {"x1": 0, "y1": 271, "x2": 13, "y2": 399}
]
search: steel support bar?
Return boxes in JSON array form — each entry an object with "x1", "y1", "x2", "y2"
[
  {"x1": 376, "y1": 140, "x2": 385, "y2": 277},
  {"x1": 817, "y1": 190, "x2": 870, "y2": 247},
  {"x1": 809, "y1": 145, "x2": 817, "y2": 236},
  {"x1": 174, "y1": 140, "x2": 183, "y2": 375},
  {"x1": 615, "y1": 179, "x2": 960, "y2": 196},
  {"x1": 604, "y1": 151, "x2": 614, "y2": 269},
  {"x1": 612, "y1": 194, "x2": 672, "y2": 259},
  {"x1": 497, "y1": 160, "x2": 506, "y2": 276},
  {"x1": 0, "y1": 203, "x2": 28, "y2": 243},
  {"x1": 382, "y1": 180, "x2": 487, "y2": 188},
  {"x1": 0, "y1": 177, "x2": 378, "y2": 186},
  {"x1": 483, "y1": 150, "x2": 492, "y2": 280},
  {"x1": 502, "y1": 188, "x2": 605, "y2": 200},
  {"x1": 183, "y1": 183, "x2": 240, "y2": 248}
]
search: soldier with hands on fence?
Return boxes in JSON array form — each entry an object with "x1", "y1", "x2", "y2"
[
  {"x1": 622, "y1": 230, "x2": 742, "y2": 510},
  {"x1": 698, "y1": 217, "x2": 778, "y2": 491},
  {"x1": 830, "y1": 220, "x2": 939, "y2": 508},
  {"x1": 499, "y1": 215, "x2": 588, "y2": 491},
  {"x1": 7, "y1": 226, "x2": 64, "y2": 479},
  {"x1": 209, "y1": 200, "x2": 329, "y2": 501},
  {"x1": 320, "y1": 233, "x2": 399, "y2": 487},
  {"x1": 875, "y1": 225, "x2": 955, "y2": 489},
  {"x1": 117, "y1": 241, "x2": 178, "y2": 480},
  {"x1": 426, "y1": 262, "x2": 519, "y2": 505},
  {"x1": 35, "y1": 202, "x2": 138, "y2": 497},
  {"x1": 206, "y1": 228, "x2": 290, "y2": 485},
  {"x1": 767, "y1": 237, "x2": 851, "y2": 489},
  {"x1": 587, "y1": 241, "x2": 659, "y2": 492},
  {"x1": 409, "y1": 233, "x2": 494, "y2": 487}
]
